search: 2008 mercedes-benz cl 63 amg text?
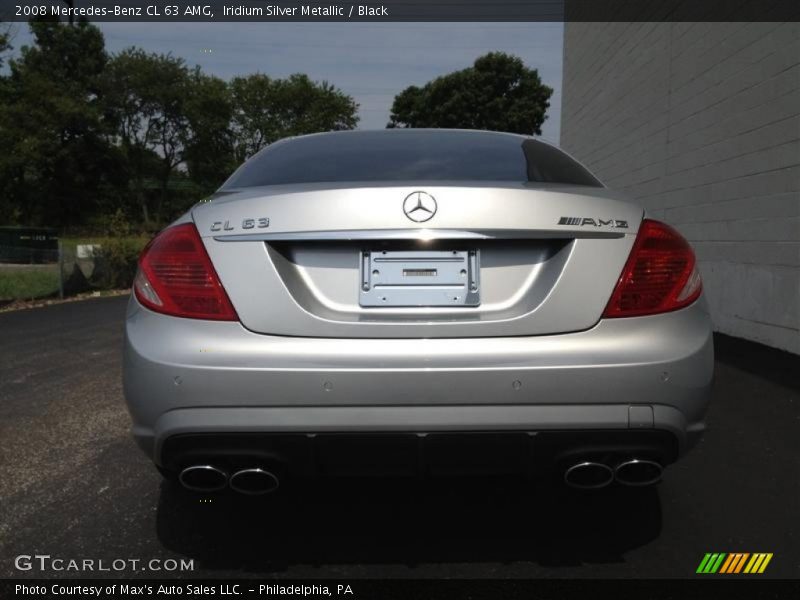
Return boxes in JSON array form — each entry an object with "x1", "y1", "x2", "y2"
[{"x1": 123, "y1": 129, "x2": 713, "y2": 494}]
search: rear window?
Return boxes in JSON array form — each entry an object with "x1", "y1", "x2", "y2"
[{"x1": 222, "y1": 130, "x2": 603, "y2": 189}]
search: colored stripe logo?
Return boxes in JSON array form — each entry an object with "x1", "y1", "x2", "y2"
[{"x1": 697, "y1": 553, "x2": 773, "y2": 574}]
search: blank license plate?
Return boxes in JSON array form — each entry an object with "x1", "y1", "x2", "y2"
[{"x1": 359, "y1": 249, "x2": 480, "y2": 307}]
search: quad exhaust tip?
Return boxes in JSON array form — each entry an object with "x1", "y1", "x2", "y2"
[
  {"x1": 614, "y1": 459, "x2": 663, "y2": 486},
  {"x1": 229, "y1": 468, "x2": 280, "y2": 495},
  {"x1": 178, "y1": 465, "x2": 228, "y2": 492},
  {"x1": 179, "y1": 459, "x2": 659, "y2": 493},
  {"x1": 564, "y1": 458, "x2": 664, "y2": 489},
  {"x1": 564, "y1": 461, "x2": 614, "y2": 489}
]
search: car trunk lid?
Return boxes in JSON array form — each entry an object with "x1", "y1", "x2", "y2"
[{"x1": 193, "y1": 182, "x2": 642, "y2": 338}]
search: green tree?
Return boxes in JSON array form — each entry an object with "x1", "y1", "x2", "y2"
[
  {"x1": 104, "y1": 48, "x2": 194, "y2": 225},
  {"x1": 0, "y1": 22, "x2": 11, "y2": 109},
  {"x1": 0, "y1": 24, "x2": 11, "y2": 69},
  {"x1": 387, "y1": 52, "x2": 553, "y2": 135},
  {"x1": 183, "y1": 69, "x2": 236, "y2": 193},
  {"x1": 230, "y1": 73, "x2": 358, "y2": 162},
  {"x1": 0, "y1": 21, "x2": 362, "y2": 231},
  {"x1": 0, "y1": 18, "x2": 122, "y2": 226}
]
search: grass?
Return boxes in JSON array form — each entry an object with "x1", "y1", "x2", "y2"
[
  {"x1": 0, "y1": 266, "x2": 61, "y2": 300},
  {"x1": 0, "y1": 235, "x2": 150, "y2": 300}
]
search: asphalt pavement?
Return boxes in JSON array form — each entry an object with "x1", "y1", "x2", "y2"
[{"x1": 1, "y1": 296, "x2": 798, "y2": 579}]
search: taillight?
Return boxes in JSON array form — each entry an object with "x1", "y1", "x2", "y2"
[
  {"x1": 603, "y1": 219, "x2": 702, "y2": 318},
  {"x1": 134, "y1": 223, "x2": 238, "y2": 321}
]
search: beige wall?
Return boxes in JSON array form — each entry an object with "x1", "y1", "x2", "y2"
[{"x1": 561, "y1": 22, "x2": 800, "y2": 353}]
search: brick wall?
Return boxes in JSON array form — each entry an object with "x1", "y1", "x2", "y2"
[{"x1": 561, "y1": 22, "x2": 800, "y2": 353}]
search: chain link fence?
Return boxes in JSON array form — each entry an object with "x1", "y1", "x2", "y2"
[
  {"x1": 0, "y1": 242, "x2": 102, "y2": 302},
  {"x1": 0, "y1": 227, "x2": 146, "y2": 303}
]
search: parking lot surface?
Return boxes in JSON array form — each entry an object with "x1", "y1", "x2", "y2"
[{"x1": 1, "y1": 296, "x2": 798, "y2": 579}]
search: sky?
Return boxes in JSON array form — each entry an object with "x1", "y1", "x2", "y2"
[{"x1": 7, "y1": 22, "x2": 564, "y2": 142}]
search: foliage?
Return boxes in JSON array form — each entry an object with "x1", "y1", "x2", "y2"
[
  {"x1": 184, "y1": 70, "x2": 236, "y2": 193},
  {"x1": 387, "y1": 52, "x2": 553, "y2": 135},
  {"x1": 230, "y1": 73, "x2": 359, "y2": 162},
  {"x1": 0, "y1": 23, "x2": 10, "y2": 69},
  {"x1": 103, "y1": 48, "x2": 195, "y2": 226},
  {"x1": 1, "y1": 28, "x2": 551, "y2": 237},
  {"x1": 0, "y1": 18, "x2": 124, "y2": 228},
  {"x1": 0, "y1": 20, "x2": 360, "y2": 233},
  {"x1": 90, "y1": 235, "x2": 149, "y2": 290},
  {"x1": 100, "y1": 207, "x2": 133, "y2": 237}
]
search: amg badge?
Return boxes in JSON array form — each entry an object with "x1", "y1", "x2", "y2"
[{"x1": 558, "y1": 216, "x2": 628, "y2": 228}]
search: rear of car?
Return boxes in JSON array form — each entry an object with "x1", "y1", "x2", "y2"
[{"x1": 123, "y1": 129, "x2": 713, "y2": 494}]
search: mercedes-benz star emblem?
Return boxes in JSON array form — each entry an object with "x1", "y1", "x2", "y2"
[{"x1": 403, "y1": 191, "x2": 437, "y2": 223}]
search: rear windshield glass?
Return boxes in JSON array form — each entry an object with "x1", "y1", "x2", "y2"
[{"x1": 222, "y1": 130, "x2": 603, "y2": 188}]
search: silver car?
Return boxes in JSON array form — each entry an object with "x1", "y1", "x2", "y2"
[{"x1": 123, "y1": 129, "x2": 713, "y2": 494}]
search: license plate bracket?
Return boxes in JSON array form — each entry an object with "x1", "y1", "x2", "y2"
[{"x1": 359, "y1": 249, "x2": 480, "y2": 307}]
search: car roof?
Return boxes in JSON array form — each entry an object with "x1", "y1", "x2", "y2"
[{"x1": 283, "y1": 128, "x2": 537, "y2": 144}]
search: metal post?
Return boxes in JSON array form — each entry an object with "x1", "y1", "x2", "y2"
[{"x1": 58, "y1": 240, "x2": 64, "y2": 300}]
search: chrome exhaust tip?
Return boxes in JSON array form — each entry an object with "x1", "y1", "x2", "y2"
[
  {"x1": 178, "y1": 465, "x2": 228, "y2": 492},
  {"x1": 229, "y1": 468, "x2": 280, "y2": 495},
  {"x1": 614, "y1": 459, "x2": 663, "y2": 486},
  {"x1": 564, "y1": 461, "x2": 614, "y2": 489}
]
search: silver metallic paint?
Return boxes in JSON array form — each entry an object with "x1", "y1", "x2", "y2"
[
  {"x1": 125, "y1": 137, "x2": 712, "y2": 472},
  {"x1": 123, "y1": 295, "x2": 713, "y2": 464}
]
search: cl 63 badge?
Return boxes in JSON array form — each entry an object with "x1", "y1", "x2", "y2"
[{"x1": 210, "y1": 218, "x2": 270, "y2": 232}]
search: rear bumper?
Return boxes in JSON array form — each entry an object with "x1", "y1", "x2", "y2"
[
  {"x1": 160, "y1": 430, "x2": 680, "y2": 479},
  {"x1": 123, "y1": 296, "x2": 714, "y2": 468}
]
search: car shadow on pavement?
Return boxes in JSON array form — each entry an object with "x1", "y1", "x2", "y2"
[{"x1": 155, "y1": 476, "x2": 661, "y2": 573}]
